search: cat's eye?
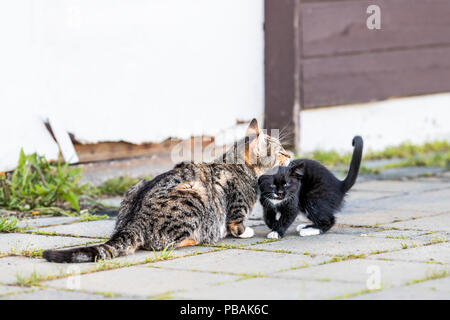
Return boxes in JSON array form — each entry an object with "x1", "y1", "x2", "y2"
[{"x1": 270, "y1": 184, "x2": 275, "y2": 188}]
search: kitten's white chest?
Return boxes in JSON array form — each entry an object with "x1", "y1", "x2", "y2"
[{"x1": 269, "y1": 199, "x2": 284, "y2": 206}]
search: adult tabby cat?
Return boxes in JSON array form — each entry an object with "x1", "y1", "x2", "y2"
[{"x1": 43, "y1": 119, "x2": 290, "y2": 263}]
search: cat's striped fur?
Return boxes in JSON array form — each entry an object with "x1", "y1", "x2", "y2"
[{"x1": 43, "y1": 119, "x2": 290, "y2": 263}]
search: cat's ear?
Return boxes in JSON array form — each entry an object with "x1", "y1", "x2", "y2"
[
  {"x1": 289, "y1": 162, "x2": 304, "y2": 178},
  {"x1": 245, "y1": 118, "x2": 260, "y2": 137}
]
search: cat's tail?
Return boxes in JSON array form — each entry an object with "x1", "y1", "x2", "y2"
[
  {"x1": 341, "y1": 136, "x2": 363, "y2": 193},
  {"x1": 42, "y1": 230, "x2": 142, "y2": 263}
]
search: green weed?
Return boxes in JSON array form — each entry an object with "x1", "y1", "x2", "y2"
[
  {"x1": 0, "y1": 149, "x2": 86, "y2": 212},
  {"x1": 0, "y1": 217, "x2": 20, "y2": 233},
  {"x1": 94, "y1": 176, "x2": 150, "y2": 196},
  {"x1": 78, "y1": 211, "x2": 109, "y2": 222},
  {"x1": 15, "y1": 271, "x2": 44, "y2": 287}
]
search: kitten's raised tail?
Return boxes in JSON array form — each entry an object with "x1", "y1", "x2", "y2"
[
  {"x1": 43, "y1": 231, "x2": 142, "y2": 263},
  {"x1": 341, "y1": 136, "x2": 363, "y2": 192}
]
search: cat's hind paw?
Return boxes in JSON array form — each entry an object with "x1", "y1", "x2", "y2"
[
  {"x1": 267, "y1": 231, "x2": 279, "y2": 239},
  {"x1": 239, "y1": 227, "x2": 255, "y2": 238},
  {"x1": 299, "y1": 227, "x2": 321, "y2": 237},
  {"x1": 296, "y1": 224, "x2": 308, "y2": 232}
]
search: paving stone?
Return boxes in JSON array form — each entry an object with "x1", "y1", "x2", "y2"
[
  {"x1": 325, "y1": 225, "x2": 375, "y2": 236},
  {"x1": 354, "y1": 180, "x2": 450, "y2": 193},
  {"x1": 389, "y1": 189, "x2": 450, "y2": 214},
  {"x1": 342, "y1": 191, "x2": 402, "y2": 210},
  {"x1": 0, "y1": 256, "x2": 96, "y2": 284},
  {"x1": 172, "y1": 277, "x2": 365, "y2": 300},
  {"x1": 350, "y1": 277, "x2": 450, "y2": 299},
  {"x1": 336, "y1": 209, "x2": 442, "y2": 226},
  {"x1": 17, "y1": 217, "x2": 80, "y2": 229},
  {"x1": 151, "y1": 249, "x2": 328, "y2": 274},
  {"x1": 250, "y1": 233, "x2": 410, "y2": 256},
  {"x1": 38, "y1": 220, "x2": 116, "y2": 238},
  {"x1": 368, "y1": 242, "x2": 450, "y2": 264},
  {"x1": 0, "y1": 285, "x2": 26, "y2": 296},
  {"x1": 346, "y1": 190, "x2": 399, "y2": 201},
  {"x1": 2, "y1": 288, "x2": 112, "y2": 300},
  {"x1": 368, "y1": 229, "x2": 448, "y2": 243},
  {"x1": 0, "y1": 233, "x2": 100, "y2": 253},
  {"x1": 111, "y1": 245, "x2": 220, "y2": 265},
  {"x1": 209, "y1": 225, "x2": 272, "y2": 247},
  {"x1": 341, "y1": 188, "x2": 450, "y2": 216},
  {"x1": 275, "y1": 259, "x2": 448, "y2": 288},
  {"x1": 43, "y1": 267, "x2": 237, "y2": 297},
  {"x1": 381, "y1": 213, "x2": 450, "y2": 232}
]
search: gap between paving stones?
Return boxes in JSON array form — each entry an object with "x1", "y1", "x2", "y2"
[{"x1": 341, "y1": 211, "x2": 450, "y2": 231}]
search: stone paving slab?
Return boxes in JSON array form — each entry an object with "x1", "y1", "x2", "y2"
[
  {"x1": 17, "y1": 216, "x2": 80, "y2": 229},
  {"x1": 172, "y1": 277, "x2": 366, "y2": 300},
  {"x1": 353, "y1": 180, "x2": 450, "y2": 193},
  {"x1": 274, "y1": 259, "x2": 448, "y2": 288},
  {"x1": 111, "y1": 244, "x2": 219, "y2": 265},
  {"x1": 249, "y1": 233, "x2": 412, "y2": 256},
  {"x1": 38, "y1": 220, "x2": 116, "y2": 238},
  {"x1": 336, "y1": 208, "x2": 443, "y2": 226},
  {"x1": 366, "y1": 229, "x2": 448, "y2": 243},
  {"x1": 0, "y1": 233, "x2": 100, "y2": 253},
  {"x1": 350, "y1": 277, "x2": 450, "y2": 300},
  {"x1": 43, "y1": 266, "x2": 238, "y2": 298},
  {"x1": 0, "y1": 256, "x2": 96, "y2": 285},
  {"x1": 209, "y1": 226, "x2": 273, "y2": 247},
  {"x1": 0, "y1": 285, "x2": 26, "y2": 296},
  {"x1": 388, "y1": 189, "x2": 450, "y2": 214},
  {"x1": 367, "y1": 242, "x2": 450, "y2": 264},
  {"x1": 1, "y1": 288, "x2": 115, "y2": 300},
  {"x1": 346, "y1": 190, "x2": 400, "y2": 201},
  {"x1": 151, "y1": 249, "x2": 328, "y2": 274},
  {"x1": 341, "y1": 188, "x2": 450, "y2": 215},
  {"x1": 381, "y1": 213, "x2": 450, "y2": 232}
]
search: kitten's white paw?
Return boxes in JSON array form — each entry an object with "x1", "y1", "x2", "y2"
[
  {"x1": 267, "y1": 231, "x2": 279, "y2": 239},
  {"x1": 299, "y1": 228, "x2": 321, "y2": 237},
  {"x1": 275, "y1": 212, "x2": 281, "y2": 220},
  {"x1": 296, "y1": 224, "x2": 308, "y2": 232},
  {"x1": 239, "y1": 227, "x2": 255, "y2": 238}
]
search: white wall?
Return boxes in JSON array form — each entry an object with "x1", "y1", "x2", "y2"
[
  {"x1": 0, "y1": 0, "x2": 264, "y2": 171},
  {"x1": 299, "y1": 93, "x2": 450, "y2": 153}
]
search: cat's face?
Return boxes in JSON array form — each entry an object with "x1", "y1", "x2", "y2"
[
  {"x1": 221, "y1": 119, "x2": 290, "y2": 176},
  {"x1": 258, "y1": 164, "x2": 304, "y2": 204}
]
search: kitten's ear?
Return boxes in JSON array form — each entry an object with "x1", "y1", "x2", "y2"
[
  {"x1": 245, "y1": 118, "x2": 260, "y2": 137},
  {"x1": 289, "y1": 162, "x2": 304, "y2": 178}
]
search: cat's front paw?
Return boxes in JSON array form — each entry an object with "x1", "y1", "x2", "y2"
[
  {"x1": 267, "y1": 231, "x2": 279, "y2": 239},
  {"x1": 296, "y1": 224, "x2": 308, "y2": 232},
  {"x1": 238, "y1": 227, "x2": 255, "y2": 238}
]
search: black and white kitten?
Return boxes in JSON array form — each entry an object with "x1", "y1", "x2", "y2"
[{"x1": 258, "y1": 136, "x2": 363, "y2": 239}]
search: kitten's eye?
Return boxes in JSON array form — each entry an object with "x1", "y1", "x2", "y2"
[
  {"x1": 270, "y1": 184, "x2": 275, "y2": 188},
  {"x1": 284, "y1": 183, "x2": 289, "y2": 187}
]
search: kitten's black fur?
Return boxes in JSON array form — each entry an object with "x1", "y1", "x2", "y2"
[{"x1": 258, "y1": 136, "x2": 363, "y2": 237}]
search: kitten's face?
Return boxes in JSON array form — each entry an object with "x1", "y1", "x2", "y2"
[{"x1": 258, "y1": 165, "x2": 302, "y2": 205}]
